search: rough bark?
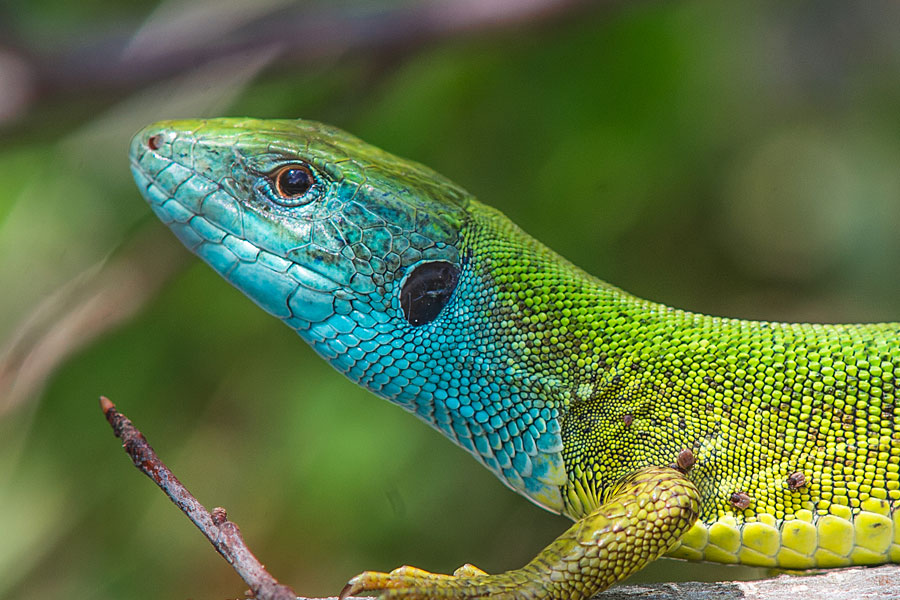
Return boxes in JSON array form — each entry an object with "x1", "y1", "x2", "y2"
[{"x1": 594, "y1": 565, "x2": 900, "y2": 600}]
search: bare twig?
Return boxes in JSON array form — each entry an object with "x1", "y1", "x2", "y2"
[{"x1": 99, "y1": 396, "x2": 298, "y2": 600}]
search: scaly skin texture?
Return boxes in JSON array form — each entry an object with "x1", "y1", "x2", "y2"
[{"x1": 130, "y1": 118, "x2": 900, "y2": 597}]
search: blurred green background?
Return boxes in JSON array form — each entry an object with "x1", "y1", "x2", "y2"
[{"x1": 3, "y1": 1, "x2": 900, "y2": 598}]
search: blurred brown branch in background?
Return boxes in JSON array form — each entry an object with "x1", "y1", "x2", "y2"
[{"x1": 0, "y1": 0, "x2": 611, "y2": 127}]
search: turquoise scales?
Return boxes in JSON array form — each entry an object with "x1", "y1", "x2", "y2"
[{"x1": 131, "y1": 118, "x2": 900, "y2": 599}]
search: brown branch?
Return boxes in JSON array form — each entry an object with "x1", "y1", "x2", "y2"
[{"x1": 99, "y1": 396, "x2": 298, "y2": 600}]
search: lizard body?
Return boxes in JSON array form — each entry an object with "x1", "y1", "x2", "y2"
[{"x1": 130, "y1": 118, "x2": 900, "y2": 598}]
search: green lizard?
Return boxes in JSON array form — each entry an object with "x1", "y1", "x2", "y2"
[{"x1": 130, "y1": 118, "x2": 900, "y2": 599}]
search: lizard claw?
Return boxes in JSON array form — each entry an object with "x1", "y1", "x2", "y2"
[{"x1": 338, "y1": 581, "x2": 354, "y2": 600}]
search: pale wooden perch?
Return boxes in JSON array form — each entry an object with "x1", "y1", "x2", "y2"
[
  {"x1": 594, "y1": 564, "x2": 900, "y2": 599},
  {"x1": 100, "y1": 396, "x2": 900, "y2": 600}
]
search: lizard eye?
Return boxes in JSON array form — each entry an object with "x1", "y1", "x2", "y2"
[
  {"x1": 270, "y1": 164, "x2": 317, "y2": 206},
  {"x1": 400, "y1": 261, "x2": 460, "y2": 326}
]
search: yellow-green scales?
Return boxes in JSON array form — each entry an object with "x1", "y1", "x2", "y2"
[
  {"x1": 473, "y1": 200, "x2": 900, "y2": 568},
  {"x1": 131, "y1": 118, "x2": 900, "y2": 598}
]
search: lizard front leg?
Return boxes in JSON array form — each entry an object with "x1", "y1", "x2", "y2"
[{"x1": 340, "y1": 465, "x2": 701, "y2": 600}]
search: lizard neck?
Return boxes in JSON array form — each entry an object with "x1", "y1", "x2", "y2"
[{"x1": 293, "y1": 199, "x2": 640, "y2": 514}]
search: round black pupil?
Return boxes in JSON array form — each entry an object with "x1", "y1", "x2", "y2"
[{"x1": 279, "y1": 168, "x2": 312, "y2": 197}]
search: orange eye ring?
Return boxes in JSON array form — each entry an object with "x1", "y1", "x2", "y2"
[{"x1": 272, "y1": 164, "x2": 315, "y2": 201}]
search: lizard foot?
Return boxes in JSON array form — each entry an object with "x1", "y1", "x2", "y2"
[
  {"x1": 340, "y1": 467, "x2": 700, "y2": 600},
  {"x1": 339, "y1": 563, "x2": 534, "y2": 599}
]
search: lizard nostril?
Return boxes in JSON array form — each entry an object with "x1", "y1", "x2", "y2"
[{"x1": 147, "y1": 134, "x2": 163, "y2": 150}]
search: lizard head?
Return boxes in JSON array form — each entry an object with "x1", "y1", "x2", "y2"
[
  {"x1": 130, "y1": 118, "x2": 568, "y2": 512},
  {"x1": 131, "y1": 118, "x2": 470, "y2": 337}
]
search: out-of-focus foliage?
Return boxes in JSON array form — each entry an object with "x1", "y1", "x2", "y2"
[{"x1": 2, "y1": 1, "x2": 900, "y2": 598}]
